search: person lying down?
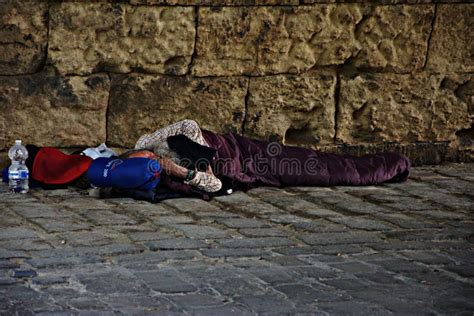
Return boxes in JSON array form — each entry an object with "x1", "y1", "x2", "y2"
[{"x1": 116, "y1": 119, "x2": 411, "y2": 199}]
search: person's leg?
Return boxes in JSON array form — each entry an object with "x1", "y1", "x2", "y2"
[
  {"x1": 135, "y1": 119, "x2": 208, "y2": 150},
  {"x1": 126, "y1": 148, "x2": 222, "y2": 192},
  {"x1": 157, "y1": 157, "x2": 221, "y2": 192},
  {"x1": 157, "y1": 157, "x2": 188, "y2": 178}
]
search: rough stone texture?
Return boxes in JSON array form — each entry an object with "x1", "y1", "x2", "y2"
[
  {"x1": 107, "y1": 74, "x2": 248, "y2": 147},
  {"x1": 48, "y1": 3, "x2": 195, "y2": 75},
  {"x1": 0, "y1": 1, "x2": 48, "y2": 75},
  {"x1": 192, "y1": 5, "x2": 433, "y2": 76},
  {"x1": 192, "y1": 6, "x2": 256, "y2": 76},
  {"x1": 302, "y1": 0, "x2": 465, "y2": 3},
  {"x1": 47, "y1": 0, "x2": 474, "y2": 3},
  {"x1": 426, "y1": 4, "x2": 474, "y2": 73},
  {"x1": 130, "y1": 0, "x2": 299, "y2": 4},
  {"x1": 245, "y1": 72, "x2": 336, "y2": 144},
  {"x1": 0, "y1": 70, "x2": 110, "y2": 150},
  {"x1": 350, "y1": 5, "x2": 433, "y2": 72},
  {"x1": 336, "y1": 73, "x2": 473, "y2": 145}
]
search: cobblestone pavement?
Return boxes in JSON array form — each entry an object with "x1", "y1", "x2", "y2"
[{"x1": 0, "y1": 163, "x2": 473, "y2": 315}]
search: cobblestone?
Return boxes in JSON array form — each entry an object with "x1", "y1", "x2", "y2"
[
  {"x1": 127, "y1": 230, "x2": 175, "y2": 242},
  {"x1": 238, "y1": 227, "x2": 288, "y2": 237},
  {"x1": 152, "y1": 215, "x2": 195, "y2": 226},
  {"x1": 145, "y1": 238, "x2": 209, "y2": 250},
  {"x1": 81, "y1": 210, "x2": 137, "y2": 226},
  {"x1": 28, "y1": 255, "x2": 103, "y2": 269},
  {"x1": 247, "y1": 266, "x2": 296, "y2": 285},
  {"x1": 0, "y1": 238, "x2": 52, "y2": 251},
  {"x1": 170, "y1": 224, "x2": 229, "y2": 239},
  {"x1": 29, "y1": 217, "x2": 91, "y2": 233},
  {"x1": 216, "y1": 218, "x2": 270, "y2": 229},
  {"x1": 135, "y1": 269, "x2": 197, "y2": 293},
  {"x1": 328, "y1": 216, "x2": 395, "y2": 231},
  {"x1": 200, "y1": 248, "x2": 273, "y2": 259},
  {"x1": 76, "y1": 271, "x2": 149, "y2": 295},
  {"x1": 217, "y1": 237, "x2": 296, "y2": 249},
  {"x1": 30, "y1": 244, "x2": 140, "y2": 259},
  {"x1": 234, "y1": 294, "x2": 296, "y2": 314},
  {"x1": 290, "y1": 219, "x2": 349, "y2": 233},
  {"x1": 275, "y1": 283, "x2": 344, "y2": 303},
  {"x1": 0, "y1": 227, "x2": 39, "y2": 239},
  {"x1": 0, "y1": 162, "x2": 472, "y2": 314},
  {"x1": 298, "y1": 231, "x2": 384, "y2": 245}
]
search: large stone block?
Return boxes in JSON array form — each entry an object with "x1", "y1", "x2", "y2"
[
  {"x1": 48, "y1": 3, "x2": 195, "y2": 75},
  {"x1": 192, "y1": 7, "x2": 256, "y2": 77},
  {"x1": 245, "y1": 72, "x2": 336, "y2": 144},
  {"x1": 336, "y1": 73, "x2": 473, "y2": 144},
  {"x1": 107, "y1": 74, "x2": 248, "y2": 147},
  {"x1": 302, "y1": 0, "x2": 462, "y2": 3},
  {"x1": 129, "y1": 0, "x2": 299, "y2": 4},
  {"x1": 0, "y1": 1, "x2": 48, "y2": 75},
  {"x1": 192, "y1": 5, "x2": 433, "y2": 76},
  {"x1": 0, "y1": 70, "x2": 110, "y2": 150},
  {"x1": 426, "y1": 4, "x2": 474, "y2": 73}
]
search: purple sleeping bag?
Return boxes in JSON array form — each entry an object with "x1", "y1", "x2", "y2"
[
  {"x1": 87, "y1": 157, "x2": 161, "y2": 190},
  {"x1": 201, "y1": 130, "x2": 411, "y2": 190}
]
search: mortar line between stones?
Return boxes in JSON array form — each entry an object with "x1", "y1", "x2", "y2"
[
  {"x1": 213, "y1": 193, "x2": 392, "y2": 249},
  {"x1": 14, "y1": 68, "x2": 473, "y2": 80},
  {"x1": 105, "y1": 72, "x2": 112, "y2": 146},
  {"x1": 74, "y1": 3, "x2": 474, "y2": 8},
  {"x1": 241, "y1": 77, "x2": 251, "y2": 136},
  {"x1": 378, "y1": 183, "x2": 471, "y2": 214},
  {"x1": 37, "y1": 2, "x2": 51, "y2": 73},
  {"x1": 333, "y1": 189, "x2": 444, "y2": 226},
  {"x1": 422, "y1": 4, "x2": 437, "y2": 70},
  {"x1": 333, "y1": 73, "x2": 341, "y2": 145},
  {"x1": 156, "y1": 200, "x2": 250, "y2": 241},
  {"x1": 9, "y1": 192, "x2": 75, "y2": 247},
  {"x1": 3, "y1": 68, "x2": 473, "y2": 79},
  {"x1": 210, "y1": 198, "x2": 314, "y2": 247},
  {"x1": 187, "y1": 6, "x2": 199, "y2": 75}
]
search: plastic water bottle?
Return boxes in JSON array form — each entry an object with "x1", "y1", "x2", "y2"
[{"x1": 8, "y1": 140, "x2": 29, "y2": 194}]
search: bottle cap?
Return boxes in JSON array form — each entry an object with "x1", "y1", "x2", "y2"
[{"x1": 15, "y1": 140, "x2": 21, "y2": 145}]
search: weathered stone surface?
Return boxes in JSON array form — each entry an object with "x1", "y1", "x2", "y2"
[
  {"x1": 47, "y1": 0, "x2": 472, "y2": 3},
  {"x1": 245, "y1": 72, "x2": 336, "y2": 144},
  {"x1": 192, "y1": 5, "x2": 433, "y2": 76},
  {"x1": 192, "y1": 7, "x2": 256, "y2": 76},
  {"x1": 49, "y1": 3, "x2": 195, "y2": 75},
  {"x1": 302, "y1": 0, "x2": 462, "y2": 3},
  {"x1": 107, "y1": 74, "x2": 248, "y2": 147},
  {"x1": 350, "y1": 5, "x2": 433, "y2": 72},
  {"x1": 0, "y1": 70, "x2": 110, "y2": 150},
  {"x1": 0, "y1": 1, "x2": 48, "y2": 75},
  {"x1": 130, "y1": 0, "x2": 299, "y2": 4},
  {"x1": 426, "y1": 4, "x2": 474, "y2": 73},
  {"x1": 337, "y1": 73, "x2": 473, "y2": 144}
]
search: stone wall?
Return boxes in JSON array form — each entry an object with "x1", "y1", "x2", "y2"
[{"x1": 1, "y1": 0, "x2": 472, "y2": 165}]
